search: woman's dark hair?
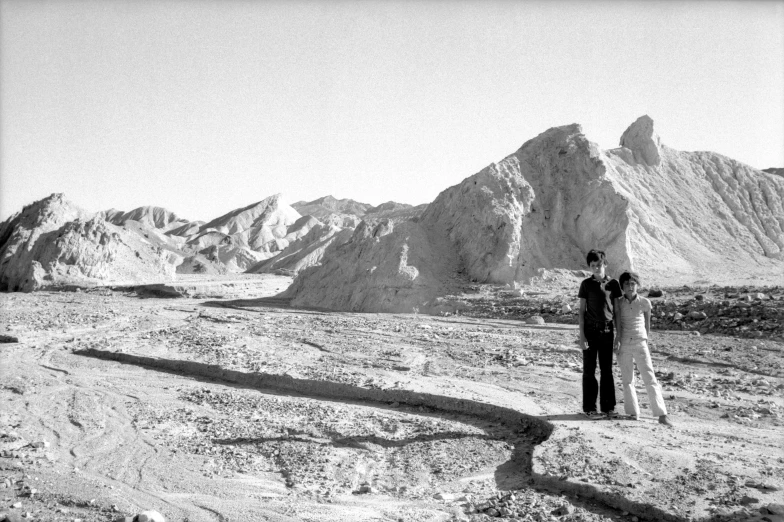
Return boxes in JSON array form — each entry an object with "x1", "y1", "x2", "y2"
[
  {"x1": 619, "y1": 271, "x2": 641, "y2": 287},
  {"x1": 586, "y1": 249, "x2": 606, "y2": 266}
]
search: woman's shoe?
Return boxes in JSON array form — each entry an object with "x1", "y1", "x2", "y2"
[{"x1": 658, "y1": 415, "x2": 674, "y2": 427}]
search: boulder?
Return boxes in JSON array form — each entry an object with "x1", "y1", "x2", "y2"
[{"x1": 136, "y1": 511, "x2": 165, "y2": 522}]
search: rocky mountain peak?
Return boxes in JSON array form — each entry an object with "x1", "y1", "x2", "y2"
[{"x1": 619, "y1": 115, "x2": 662, "y2": 166}]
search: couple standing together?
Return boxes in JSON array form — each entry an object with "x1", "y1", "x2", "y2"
[{"x1": 577, "y1": 249, "x2": 673, "y2": 426}]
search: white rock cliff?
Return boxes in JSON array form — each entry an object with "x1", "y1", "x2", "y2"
[{"x1": 285, "y1": 116, "x2": 784, "y2": 311}]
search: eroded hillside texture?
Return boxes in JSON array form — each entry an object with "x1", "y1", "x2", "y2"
[{"x1": 287, "y1": 116, "x2": 784, "y2": 312}]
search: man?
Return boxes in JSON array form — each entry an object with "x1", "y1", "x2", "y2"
[{"x1": 578, "y1": 249, "x2": 622, "y2": 418}]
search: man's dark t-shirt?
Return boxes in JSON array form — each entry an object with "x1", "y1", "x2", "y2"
[{"x1": 578, "y1": 276, "x2": 622, "y2": 323}]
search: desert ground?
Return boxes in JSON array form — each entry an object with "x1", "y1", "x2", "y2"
[{"x1": 1, "y1": 274, "x2": 783, "y2": 522}]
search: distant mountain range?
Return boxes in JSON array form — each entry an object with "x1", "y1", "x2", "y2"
[
  {"x1": 0, "y1": 191, "x2": 424, "y2": 291},
  {"x1": 1, "y1": 116, "x2": 782, "y2": 305}
]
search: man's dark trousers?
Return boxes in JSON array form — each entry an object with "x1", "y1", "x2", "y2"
[{"x1": 582, "y1": 322, "x2": 616, "y2": 413}]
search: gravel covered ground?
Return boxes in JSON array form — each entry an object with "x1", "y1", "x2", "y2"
[{"x1": 1, "y1": 277, "x2": 783, "y2": 522}]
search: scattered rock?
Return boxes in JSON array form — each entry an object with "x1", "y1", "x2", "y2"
[
  {"x1": 551, "y1": 504, "x2": 575, "y2": 516},
  {"x1": 136, "y1": 511, "x2": 165, "y2": 522},
  {"x1": 648, "y1": 289, "x2": 664, "y2": 298},
  {"x1": 0, "y1": 335, "x2": 19, "y2": 343},
  {"x1": 526, "y1": 316, "x2": 545, "y2": 325}
]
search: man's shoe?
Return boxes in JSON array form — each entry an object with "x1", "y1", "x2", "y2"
[
  {"x1": 658, "y1": 415, "x2": 674, "y2": 427},
  {"x1": 604, "y1": 411, "x2": 618, "y2": 419}
]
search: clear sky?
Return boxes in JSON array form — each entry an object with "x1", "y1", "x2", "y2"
[{"x1": 1, "y1": 0, "x2": 783, "y2": 222}]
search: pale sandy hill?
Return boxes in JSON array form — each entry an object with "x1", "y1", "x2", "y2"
[
  {"x1": 0, "y1": 194, "x2": 176, "y2": 291},
  {"x1": 184, "y1": 244, "x2": 265, "y2": 274},
  {"x1": 366, "y1": 201, "x2": 408, "y2": 213},
  {"x1": 292, "y1": 196, "x2": 369, "y2": 229},
  {"x1": 292, "y1": 196, "x2": 372, "y2": 219},
  {"x1": 286, "y1": 116, "x2": 784, "y2": 312},
  {"x1": 604, "y1": 116, "x2": 783, "y2": 282},
  {"x1": 367, "y1": 202, "x2": 428, "y2": 221},
  {"x1": 166, "y1": 221, "x2": 205, "y2": 237},
  {"x1": 293, "y1": 196, "x2": 426, "y2": 229},
  {"x1": 101, "y1": 205, "x2": 190, "y2": 232},
  {"x1": 175, "y1": 252, "x2": 230, "y2": 275},
  {"x1": 185, "y1": 214, "x2": 321, "y2": 270},
  {"x1": 0, "y1": 194, "x2": 89, "y2": 291},
  {"x1": 284, "y1": 218, "x2": 461, "y2": 312},
  {"x1": 246, "y1": 223, "x2": 353, "y2": 276},
  {"x1": 201, "y1": 194, "x2": 301, "y2": 235},
  {"x1": 118, "y1": 219, "x2": 189, "y2": 254},
  {"x1": 186, "y1": 230, "x2": 232, "y2": 251},
  {"x1": 316, "y1": 213, "x2": 362, "y2": 228},
  {"x1": 173, "y1": 195, "x2": 319, "y2": 272},
  {"x1": 246, "y1": 200, "x2": 427, "y2": 279}
]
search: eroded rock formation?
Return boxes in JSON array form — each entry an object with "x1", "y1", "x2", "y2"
[
  {"x1": 182, "y1": 195, "x2": 318, "y2": 271},
  {"x1": 0, "y1": 194, "x2": 176, "y2": 291},
  {"x1": 246, "y1": 223, "x2": 353, "y2": 276},
  {"x1": 286, "y1": 116, "x2": 784, "y2": 311},
  {"x1": 284, "y1": 219, "x2": 460, "y2": 312},
  {"x1": 101, "y1": 206, "x2": 193, "y2": 233}
]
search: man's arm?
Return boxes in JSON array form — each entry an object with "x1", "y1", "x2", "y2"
[
  {"x1": 613, "y1": 298, "x2": 622, "y2": 351},
  {"x1": 644, "y1": 308, "x2": 651, "y2": 338},
  {"x1": 578, "y1": 298, "x2": 587, "y2": 350}
]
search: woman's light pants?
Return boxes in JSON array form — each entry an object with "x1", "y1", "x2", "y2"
[{"x1": 618, "y1": 338, "x2": 668, "y2": 418}]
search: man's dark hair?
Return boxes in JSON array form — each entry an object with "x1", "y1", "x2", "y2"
[
  {"x1": 586, "y1": 249, "x2": 606, "y2": 266},
  {"x1": 618, "y1": 271, "x2": 641, "y2": 287}
]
